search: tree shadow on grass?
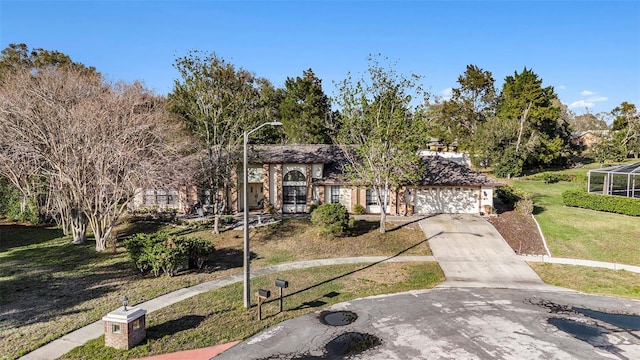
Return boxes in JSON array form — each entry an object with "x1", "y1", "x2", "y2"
[
  {"x1": 146, "y1": 315, "x2": 206, "y2": 340},
  {"x1": 0, "y1": 224, "x2": 64, "y2": 251},
  {"x1": 348, "y1": 220, "x2": 379, "y2": 236},
  {"x1": 262, "y1": 234, "x2": 438, "y2": 310}
]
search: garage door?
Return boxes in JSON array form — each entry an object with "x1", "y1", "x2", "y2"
[{"x1": 414, "y1": 187, "x2": 478, "y2": 214}]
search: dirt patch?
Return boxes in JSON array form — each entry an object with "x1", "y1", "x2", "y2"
[{"x1": 487, "y1": 205, "x2": 547, "y2": 256}]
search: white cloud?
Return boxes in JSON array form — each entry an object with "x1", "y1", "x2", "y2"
[
  {"x1": 439, "y1": 87, "x2": 452, "y2": 101},
  {"x1": 587, "y1": 96, "x2": 608, "y2": 102},
  {"x1": 569, "y1": 100, "x2": 594, "y2": 109},
  {"x1": 570, "y1": 91, "x2": 608, "y2": 111}
]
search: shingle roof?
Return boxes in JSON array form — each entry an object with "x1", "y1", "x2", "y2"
[
  {"x1": 412, "y1": 156, "x2": 502, "y2": 187},
  {"x1": 249, "y1": 144, "x2": 344, "y2": 164},
  {"x1": 248, "y1": 145, "x2": 501, "y2": 187}
]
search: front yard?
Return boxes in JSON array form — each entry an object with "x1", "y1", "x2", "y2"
[{"x1": 0, "y1": 218, "x2": 435, "y2": 360}]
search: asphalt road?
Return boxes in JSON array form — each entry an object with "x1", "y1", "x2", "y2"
[
  {"x1": 214, "y1": 215, "x2": 640, "y2": 359},
  {"x1": 214, "y1": 288, "x2": 640, "y2": 360}
]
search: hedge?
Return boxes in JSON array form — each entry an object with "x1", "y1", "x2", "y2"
[
  {"x1": 311, "y1": 203, "x2": 354, "y2": 237},
  {"x1": 562, "y1": 189, "x2": 640, "y2": 216}
]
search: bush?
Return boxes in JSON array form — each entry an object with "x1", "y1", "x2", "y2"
[
  {"x1": 562, "y1": 189, "x2": 640, "y2": 216},
  {"x1": 515, "y1": 198, "x2": 534, "y2": 215},
  {"x1": 495, "y1": 185, "x2": 531, "y2": 206},
  {"x1": 527, "y1": 172, "x2": 571, "y2": 184},
  {"x1": 308, "y1": 204, "x2": 319, "y2": 213},
  {"x1": 352, "y1": 203, "x2": 365, "y2": 215},
  {"x1": 311, "y1": 203, "x2": 354, "y2": 237},
  {"x1": 265, "y1": 203, "x2": 275, "y2": 215},
  {"x1": 123, "y1": 232, "x2": 215, "y2": 276},
  {"x1": 0, "y1": 182, "x2": 40, "y2": 223}
]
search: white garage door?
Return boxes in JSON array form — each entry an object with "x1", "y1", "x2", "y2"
[{"x1": 414, "y1": 187, "x2": 478, "y2": 214}]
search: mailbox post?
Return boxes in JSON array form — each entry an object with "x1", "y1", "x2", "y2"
[
  {"x1": 275, "y1": 279, "x2": 289, "y2": 313},
  {"x1": 256, "y1": 289, "x2": 271, "y2": 321}
]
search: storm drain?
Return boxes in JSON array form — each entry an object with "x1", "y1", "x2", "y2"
[
  {"x1": 325, "y1": 332, "x2": 382, "y2": 357},
  {"x1": 319, "y1": 311, "x2": 358, "y2": 326}
]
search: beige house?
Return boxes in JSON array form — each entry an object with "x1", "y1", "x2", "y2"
[{"x1": 230, "y1": 145, "x2": 501, "y2": 216}]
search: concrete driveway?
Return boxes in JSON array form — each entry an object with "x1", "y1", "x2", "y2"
[{"x1": 420, "y1": 214, "x2": 555, "y2": 290}]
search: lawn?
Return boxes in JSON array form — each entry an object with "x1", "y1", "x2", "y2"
[
  {"x1": 0, "y1": 217, "x2": 433, "y2": 360},
  {"x1": 510, "y1": 167, "x2": 640, "y2": 266},
  {"x1": 62, "y1": 262, "x2": 444, "y2": 360}
]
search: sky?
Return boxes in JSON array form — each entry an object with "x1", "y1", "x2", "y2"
[{"x1": 1, "y1": 0, "x2": 639, "y2": 115}]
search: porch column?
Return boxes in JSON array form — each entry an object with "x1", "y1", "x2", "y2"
[
  {"x1": 262, "y1": 164, "x2": 270, "y2": 210},
  {"x1": 274, "y1": 164, "x2": 283, "y2": 211}
]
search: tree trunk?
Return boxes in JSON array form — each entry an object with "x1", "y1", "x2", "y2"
[
  {"x1": 515, "y1": 102, "x2": 532, "y2": 153},
  {"x1": 70, "y1": 210, "x2": 87, "y2": 244},
  {"x1": 213, "y1": 214, "x2": 220, "y2": 234}
]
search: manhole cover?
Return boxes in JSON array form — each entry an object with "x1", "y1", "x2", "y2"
[
  {"x1": 320, "y1": 311, "x2": 358, "y2": 326},
  {"x1": 325, "y1": 332, "x2": 382, "y2": 356}
]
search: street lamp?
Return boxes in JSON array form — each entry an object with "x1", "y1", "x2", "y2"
[{"x1": 244, "y1": 121, "x2": 282, "y2": 309}]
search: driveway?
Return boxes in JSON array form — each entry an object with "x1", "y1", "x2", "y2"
[{"x1": 420, "y1": 214, "x2": 555, "y2": 290}]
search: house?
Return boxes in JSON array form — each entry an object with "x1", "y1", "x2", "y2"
[
  {"x1": 572, "y1": 130, "x2": 610, "y2": 149},
  {"x1": 228, "y1": 145, "x2": 501, "y2": 216}
]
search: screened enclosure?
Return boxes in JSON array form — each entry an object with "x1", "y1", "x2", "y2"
[{"x1": 588, "y1": 162, "x2": 640, "y2": 198}]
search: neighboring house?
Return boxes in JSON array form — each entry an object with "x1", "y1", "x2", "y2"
[
  {"x1": 572, "y1": 130, "x2": 610, "y2": 149},
  {"x1": 228, "y1": 144, "x2": 500, "y2": 216},
  {"x1": 130, "y1": 186, "x2": 199, "y2": 214},
  {"x1": 418, "y1": 150, "x2": 471, "y2": 167}
]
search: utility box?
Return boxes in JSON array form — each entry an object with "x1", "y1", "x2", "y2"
[{"x1": 102, "y1": 307, "x2": 146, "y2": 350}]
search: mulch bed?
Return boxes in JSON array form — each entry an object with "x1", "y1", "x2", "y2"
[{"x1": 487, "y1": 205, "x2": 548, "y2": 256}]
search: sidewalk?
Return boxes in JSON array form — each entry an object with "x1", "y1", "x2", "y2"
[{"x1": 18, "y1": 256, "x2": 435, "y2": 360}]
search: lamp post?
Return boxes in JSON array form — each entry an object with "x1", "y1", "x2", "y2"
[{"x1": 244, "y1": 121, "x2": 282, "y2": 309}]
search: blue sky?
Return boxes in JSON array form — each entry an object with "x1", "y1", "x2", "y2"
[{"x1": 1, "y1": 0, "x2": 639, "y2": 115}]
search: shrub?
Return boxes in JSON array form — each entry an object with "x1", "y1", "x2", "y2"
[
  {"x1": 495, "y1": 185, "x2": 531, "y2": 206},
  {"x1": 527, "y1": 172, "x2": 571, "y2": 184},
  {"x1": 308, "y1": 204, "x2": 319, "y2": 213},
  {"x1": 515, "y1": 198, "x2": 534, "y2": 215},
  {"x1": 123, "y1": 232, "x2": 215, "y2": 276},
  {"x1": 265, "y1": 203, "x2": 275, "y2": 215},
  {"x1": 562, "y1": 189, "x2": 640, "y2": 216},
  {"x1": 352, "y1": 203, "x2": 365, "y2": 215},
  {"x1": 311, "y1": 203, "x2": 354, "y2": 237}
]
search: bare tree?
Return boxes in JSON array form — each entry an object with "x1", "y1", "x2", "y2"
[
  {"x1": 168, "y1": 51, "x2": 267, "y2": 233},
  {"x1": 335, "y1": 56, "x2": 428, "y2": 233},
  {"x1": 0, "y1": 67, "x2": 189, "y2": 250}
]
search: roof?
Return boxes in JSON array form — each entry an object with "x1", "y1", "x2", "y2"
[
  {"x1": 412, "y1": 156, "x2": 502, "y2": 187},
  {"x1": 249, "y1": 144, "x2": 344, "y2": 164},
  {"x1": 589, "y1": 162, "x2": 640, "y2": 175},
  {"x1": 247, "y1": 145, "x2": 501, "y2": 187}
]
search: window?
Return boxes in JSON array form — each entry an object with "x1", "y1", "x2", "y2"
[
  {"x1": 112, "y1": 324, "x2": 121, "y2": 333},
  {"x1": 366, "y1": 189, "x2": 389, "y2": 206},
  {"x1": 331, "y1": 186, "x2": 341, "y2": 203},
  {"x1": 143, "y1": 189, "x2": 178, "y2": 207},
  {"x1": 133, "y1": 319, "x2": 141, "y2": 330},
  {"x1": 284, "y1": 170, "x2": 305, "y2": 182},
  {"x1": 283, "y1": 186, "x2": 306, "y2": 204}
]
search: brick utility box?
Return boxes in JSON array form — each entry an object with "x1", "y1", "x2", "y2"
[{"x1": 102, "y1": 307, "x2": 146, "y2": 350}]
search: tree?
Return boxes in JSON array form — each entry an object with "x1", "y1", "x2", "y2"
[
  {"x1": 0, "y1": 44, "x2": 99, "y2": 222},
  {"x1": 279, "y1": 68, "x2": 334, "y2": 144},
  {"x1": 481, "y1": 68, "x2": 571, "y2": 177},
  {"x1": 168, "y1": 51, "x2": 271, "y2": 233},
  {"x1": 611, "y1": 101, "x2": 640, "y2": 158},
  {"x1": 428, "y1": 65, "x2": 497, "y2": 150},
  {"x1": 0, "y1": 67, "x2": 186, "y2": 250},
  {"x1": 569, "y1": 112, "x2": 608, "y2": 133},
  {"x1": 335, "y1": 55, "x2": 428, "y2": 233}
]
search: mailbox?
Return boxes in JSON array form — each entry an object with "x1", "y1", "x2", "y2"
[
  {"x1": 275, "y1": 279, "x2": 289, "y2": 288},
  {"x1": 258, "y1": 289, "x2": 271, "y2": 299}
]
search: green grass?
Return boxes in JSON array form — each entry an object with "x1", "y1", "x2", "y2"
[
  {"x1": 0, "y1": 218, "x2": 431, "y2": 360},
  {"x1": 531, "y1": 263, "x2": 640, "y2": 299},
  {"x1": 62, "y1": 262, "x2": 444, "y2": 359},
  {"x1": 510, "y1": 171, "x2": 640, "y2": 266}
]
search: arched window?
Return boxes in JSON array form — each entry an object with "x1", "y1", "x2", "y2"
[{"x1": 284, "y1": 170, "x2": 305, "y2": 182}]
